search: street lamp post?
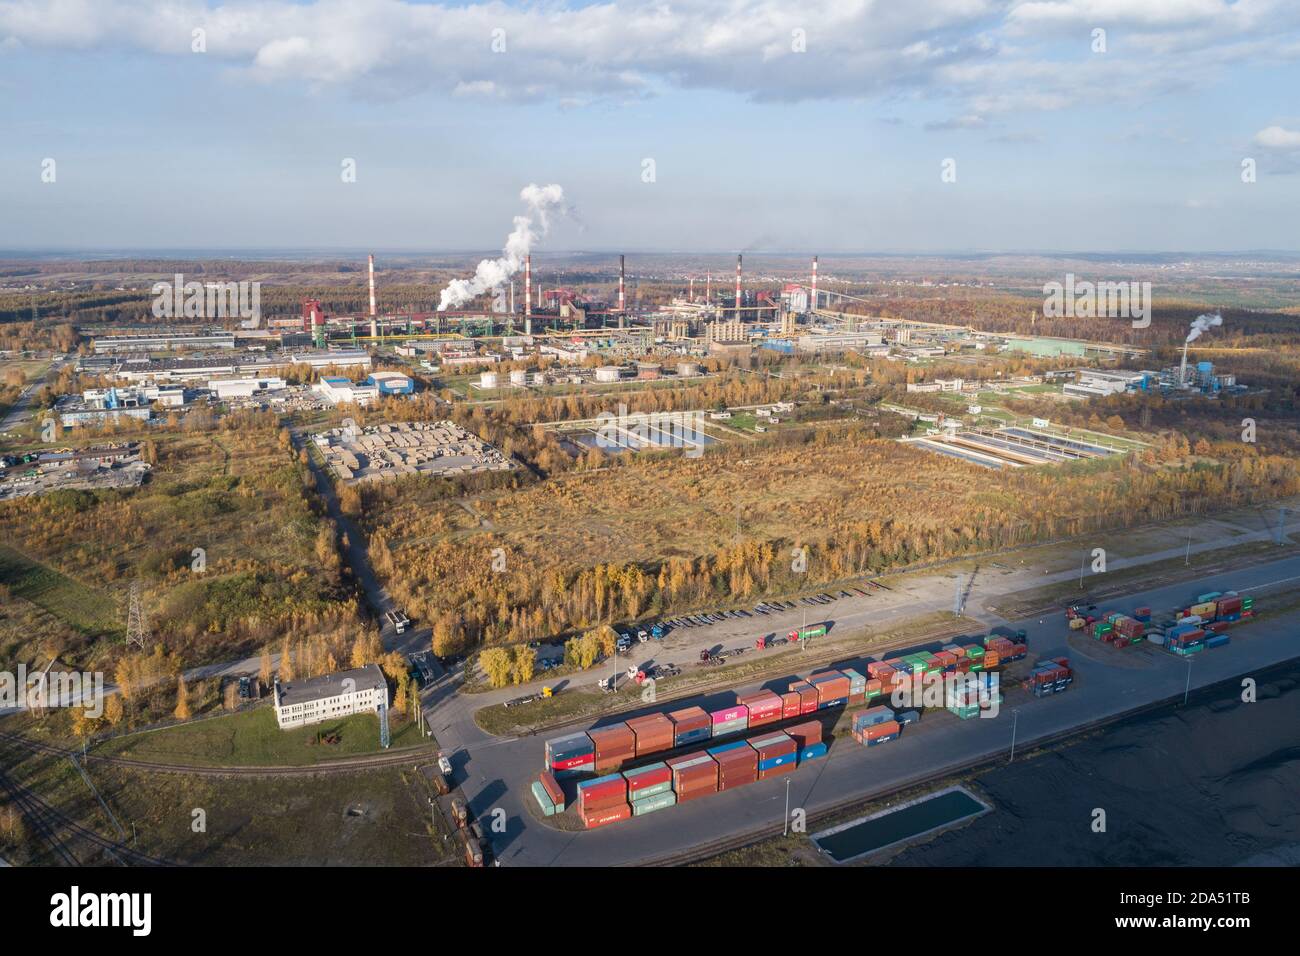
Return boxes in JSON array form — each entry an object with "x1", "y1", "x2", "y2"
[
  {"x1": 1184, "y1": 658, "x2": 1193, "y2": 706},
  {"x1": 783, "y1": 778, "x2": 792, "y2": 836},
  {"x1": 1009, "y1": 709, "x2": 1019, "y2": 762}
]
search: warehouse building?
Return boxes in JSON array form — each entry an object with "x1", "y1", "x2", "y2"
[
  {"x1": 273, "y1": 664, "x2": 388, "y2": 730},
  {"x1": 314, "y1": 377, "x2": 380, "y2": 406},
  {"x1": 366, "y1": 371, "x2": 415, "y2": 395}
]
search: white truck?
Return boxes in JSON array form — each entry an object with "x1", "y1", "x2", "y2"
[{"x1": 385, "y1": 609, "x2": 411, "y2": 634}]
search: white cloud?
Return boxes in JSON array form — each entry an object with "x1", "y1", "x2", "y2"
[
  {"x1": 1254, "y1": 125, "x2": 1300, "y2": 150},
  {"x1": 0, "y1": 0, "x2": 1298, "y2": 121}
]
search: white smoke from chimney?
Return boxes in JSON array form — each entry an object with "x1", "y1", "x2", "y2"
[
  {"x1": 437, "y1": 183, "x2": 566, "y2": 311},
  {"x1": 1185, "y1": 312, "x2": 1222, "y2": 343}
]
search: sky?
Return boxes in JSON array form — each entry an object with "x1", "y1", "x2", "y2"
[{"x1": 3, "y1": 0, "x2": 1300, "y2": 254}]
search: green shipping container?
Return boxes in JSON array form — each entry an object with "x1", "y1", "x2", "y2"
[
  {"x1": 629, "y1": 780, "x2": 673, "y2": 802},
  {"x1": 531, "y1": 781, "x2": 556, "y2": 817},
  {"x1": 631, "y1": 790, "x2": 678, "y2": 816}
]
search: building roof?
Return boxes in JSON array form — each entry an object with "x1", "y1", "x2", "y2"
[{"x1": 275, "y1": 664, "x2": 386, "y2": 707}]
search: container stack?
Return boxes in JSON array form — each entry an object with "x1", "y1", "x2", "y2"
[
  {"x1": 737, "y1": 689, "x2": 784, "y2": 729},
  {"x1": 808, "y1": 671, "x2": 850, "y2": 710},
  {"x1": 588, "y1": 724, "x2": 637, "y2": 773},
  {"x1": 785, "y1": 719, "x2": 823, "y2": 751},
  {"x1": 787, "y1": 679, "x2": 820, "y2": 714},
  {"x1": 666, "y1": 752, "x2": 719, "y2": 802},
  {"x1": 780, "y1": 691, "x2": 803, "y2": 719},
  {"x1": 710, "y1": 704, "x2": 749, "y2": 738},
  {"x1": 545, "y1": 731, "x2": 595, "y2": 779},
  {"x1": 625, "y1": 713, "x2": 674, "y2": 756},
  {"x1": 1133, "y1": 606, "x2": 1152, "y2": 623},
  {"x1": 984, "y1": 635, "x2": 1027, "y2": 662},
  {"x1": 623, "y1": 762, "x2": 676, "y2": 816},
  {"x1": 668, "y1": 706, "x2": 712, "y2": 748},
  {"x1": 851, "y1": 706, "x2": 900, "y2": 745},
  {"x1": 749, "y1": 732, "x2": 798, "y2": 779},
  {"x1": 1027, "y1": 658, "x2": 1073, "y2": 697},
  {"x1": 841, "y1": 668, "x2": 867, "y2": 705},
  {"x1": 708, "y1": 740, "x2": 758, "y2": 790},
  {"x1": 964, "y1": 645, "x2": 985, "y2": 671},
  {"x1": 576, "y1": 773, "x2": 631, "y2": 829},
  {"x1": 946, "y1": 679, "x2": 1000, "y2": 719}
]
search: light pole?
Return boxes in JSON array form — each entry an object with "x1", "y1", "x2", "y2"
[
  {"x1": 1078, "y1": 550, "x2": 1087, "y2": 589},
  {"x1": 1183, "y1": 657, "x2": 1193, "y2": 706},
  {"x1": 1009, "y1": 709, "x2": 1019, "y2": 762},
  {"x1": 1185, "y1": 528, "x2": 1193, "y2": 566},
  {"x1": 783, "y1": 778, "x2": 792, "y2": 836}
]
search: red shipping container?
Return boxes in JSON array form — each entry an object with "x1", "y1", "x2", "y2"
[
  {"x1": 625, "y1": 713, "x2": 675, "y2": 756},
  {"x1": 785, "y1": 720, "x2": 823, "y2": 749},
  {"x1": 797, "y1": 687, "x2": 819, "y2": 714},
  {"x1": 577, "y1": 777, "x2": 627, "y2": 804},
  {"x1": 551, "y1": 753, "x2": 595, "y2": 772},
  {"x1": 623, "y1": 763, "x2": 672, "y2": 795},
  {"x1": 588, "y1": 724, "x2": 636, "y2": 759},
  {"x1": 780, "y1": 692, "x2": 802, "y2": 719},
  {"x1": 865, "y1": 720, "x2": 900, "y2": 740},
  {"x1": 667, "y1": 752, "x2": 718, "y2": 793},
  {"x1": 581, "y1": 802, "x2": 631, "y2": 829},
  {"x1": 866, "y1": 661, "x2": 891, "y2": 679},
  {"x1": 580, "y1": 791, "x2": 631, "y2": 813},
  {"x1": 539, "y1": 770, "x2": 564, "y2": 807},
  {"x1": 668, "y1": 705, "x2": 711, "y2": 736},
  {"x1": 718, "y1": 772, "x2": 757, "y2": 791},
  {"x1": 757, "y1": 760, "x2": 796, "y2": 781}
]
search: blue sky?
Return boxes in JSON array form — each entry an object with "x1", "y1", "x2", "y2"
[{"x1": 3, "y1": 0, "x2": 1300, "y2": 253}]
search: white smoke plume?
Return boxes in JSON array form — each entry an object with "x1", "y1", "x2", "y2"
[
  {"x1": 1185, "y1": 312, "x2": 1223, "y2": 343},
  {"x1": 437, "y1": 183, "x2": 566, "y2": 311}
]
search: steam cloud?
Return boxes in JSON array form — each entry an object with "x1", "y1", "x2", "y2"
[
  {"x1": 437, "y1": 183, "x2": 566, "y2": 311},
  {"x1": 1185, "y1": 312, "x2": 1222, "y2": 343}
]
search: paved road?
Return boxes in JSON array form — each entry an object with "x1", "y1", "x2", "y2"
[
  {"x1": 446, "y1": 509, "x2": 1300, "y2": 708},
  {"x1": 428, "y1": 554, "x2": 1300, "y2": 866}
]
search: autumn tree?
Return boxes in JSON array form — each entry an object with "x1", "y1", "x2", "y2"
[
  {"x1": 174, "y1": 675, "x2": 191, "y2": 720},
  {"x1": 479, "y1": 647, "x2": 513, "y2": 688}
]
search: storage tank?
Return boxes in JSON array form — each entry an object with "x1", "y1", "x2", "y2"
[
  {"x1": 636, "y1": 362, "x2": 662, "y2": 381},
  {"x1": 677, "y1": 361, "x2": 700, "y2": 377},
  {"x1": 479, "y1": 371, "x2": 499, "y2": 389},
  {"x1": 509, "y1": 369, "x2": 527, "y2": 386},
  {"x1": 595, "y1": 366, "x2": 622, "y2": 383}
]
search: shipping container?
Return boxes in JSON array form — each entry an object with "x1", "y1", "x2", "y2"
[
  {"x1": 798, "y1": 742, "x2": 828, "y2": 763},
  {"x1": 625, "y1": 713, "x2": 675, "y2": 756},
  {"x1": 545, "y1": 731, "x2": 594, "y2": 764},
  {"x1": 623, "y1": 761, "x2": 672, "y2": 798},
  {"x1": 780, "y1": 692, "x2": 803, "y2": 719},
  {"x1": 711, "y1": 717, "x2": 749, "y2": 737},
  {"x1": 581, "y1": 802, "x2": 631, "y2": 829},
  {"x1": 531, "y1": 781, "x2": 557, "y2": 817},
  {"x1": 710, "y1": 704, "x2": 749, "y2": 726},
  {"x1": 630, "y1": 790, "x2": 677, "y2": 816},
  {"x1": 668, "y1": 706, "x2": 713, "y2": 747},
  {"x1": 757, "y1": 759, "x2": 797, "y2": 780},
  {"x1": 539, "y1": 770, "x2": 565, "y2": 810}
]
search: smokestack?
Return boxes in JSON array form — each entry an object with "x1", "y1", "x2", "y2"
[
  {"x1": 735, "y1": 254, "x2": 742, "y2": 318},
  {"x1": 368, "y1": 254, "x2": 377, "y2": 318},
  {"x1": 706, "y1": 271, "x2": 711, "y2": 304},
  {"x1": 618, "y1": 255, "x2": 625, "y2": 313},
  {"x1": 811, "y1": 255, "x2": 818, "y2": 312},
  {"x1": 525, "y1": 254, "x2": 532, "y2": 317},
  {"x1": 509, "y1": 280, "x2": 515, "y2": 314},
  {"x1": 1180, "y1": 341, "x2": 1190, "y2": 385},
  {"x1": 689, "y1": 276, "x2": 695, "y2": 302}
]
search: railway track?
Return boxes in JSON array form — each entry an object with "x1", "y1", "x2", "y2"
[
  {"x1": 0, "y1": 766, "x2": 168, "y2": 866},
  {"x1": 0, "y1": 731, "x2": 438, "y2": 777}
]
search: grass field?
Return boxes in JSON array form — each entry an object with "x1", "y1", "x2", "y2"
[
  {"x1": 0, "y1": 542, "x2": 122, "y2": 641},
  {"x1": 0, "y1": 738, "x2": 453, "y2": 866},
  {"x1": 92, "y1": 705, "x2": 429, "y2": 767}
]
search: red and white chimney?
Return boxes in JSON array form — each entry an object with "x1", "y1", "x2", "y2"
[
  {"x1": 735, "y1": 254, "x2": 743, "y2": 317},
  {"x1": 368, "y1": 253, "x2": 377, "y2": 318},
  {"x1": 618, "y1": 255, "x2": 626, "y2": 312},
  {"x1": 524, "y1": 254, "x2": 532, "y2": 317},
  {"x1": 811, "y1": 255, "x2": 818, "y2": 312}
]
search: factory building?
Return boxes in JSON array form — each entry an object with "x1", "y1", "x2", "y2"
[
  {"x1": 796, "y1": 331, "x2": 883, "y2": 353},
  {"x1": 366, "y1": 371, "x2": 415, "y2": 395},
  {"x1": 93, "y1": 332, "x2": 236, "y2": 354},
  {"x1": 210, "y1": 377, "x2": 287, "y2": 400},
  {"x1": 273, "y1": 664, "x2": 388, "y2": 731},
  {"x1": 314, "y1": 377, "x2": 380, "y2": 406}
]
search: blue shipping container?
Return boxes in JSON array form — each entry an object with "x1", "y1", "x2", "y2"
[
  {"x1": 707, "y1": 740, "x2": 752, "y2": 757},
  {"x1": 758, "y1": 753, "x2": 795, "y2": 771},
  {"x1": 798, "y1": 743, "x2": 828, "y2": 763}
]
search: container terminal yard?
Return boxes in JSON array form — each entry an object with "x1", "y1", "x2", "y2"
[{"x1": 416, "y1": 551, "x2": 1300, "y2": 866}]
